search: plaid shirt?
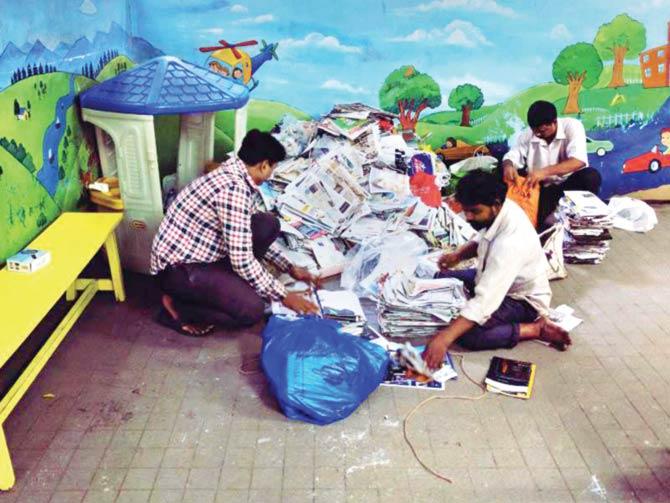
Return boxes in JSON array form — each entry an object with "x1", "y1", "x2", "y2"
[{"x1": 150, "y1": 158, "x2": 290, "y2": 300}]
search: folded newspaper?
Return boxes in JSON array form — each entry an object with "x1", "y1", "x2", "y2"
[{"x1": 378, "y1": 272, "x2": 467, "y2": 338}]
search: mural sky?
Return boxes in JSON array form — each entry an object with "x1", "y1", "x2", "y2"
[{"x1": 6, "y1": 0, "x2": 670, "y2": 115}]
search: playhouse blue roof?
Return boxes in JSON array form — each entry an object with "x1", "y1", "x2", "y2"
[{"x1": 79, "y1": 56, "x2": 249, "y2": 115}]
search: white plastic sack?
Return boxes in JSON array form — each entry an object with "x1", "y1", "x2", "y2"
[
  {"x1": 449, "y1": 155, "x2": 498, "y2": 176},
  {"x1": 340, "y1": 231, "x2": 428, "y2": 299},
  {"x1": 539, "y1": 224, "x2": 567, "y2": 281},
  {"x1": 607, "y1": 197, "x2": 657, "y2": 233}
]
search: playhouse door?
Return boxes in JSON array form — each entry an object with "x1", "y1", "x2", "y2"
[{"x1": 177, "y1": 112, "x2": 215, "y2": 190}]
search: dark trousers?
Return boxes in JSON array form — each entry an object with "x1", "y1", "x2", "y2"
[
  {"x1": 158, "y1": 212, "x2": 281, "y2": 328},
  {"x1": 437, "y1": 269, "x2": 538, "y2": 350},
  {"x1": 537, "y1": 167, "x2": 602, "y2": 228}
]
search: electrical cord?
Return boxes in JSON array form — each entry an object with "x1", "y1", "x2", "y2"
[{"x1": 402, "y1": 353, "x2": 488, "y2": 483}]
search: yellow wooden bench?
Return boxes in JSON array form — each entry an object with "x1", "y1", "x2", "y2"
[{"x1": 0, "y1": 212, "x2": 125, "y2": 490}]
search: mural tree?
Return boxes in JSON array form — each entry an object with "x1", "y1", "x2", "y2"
[
  {"x1": 448, "y1": 84, "x2": 484, "y2": 127},
  {"x1": 553, "y1": 42, "x2": 603, "y2": 114},
  {"x1": 379, "y1": 65, "x2": 441, "y2": 133},
  {"x1": 594, "y1": 14, "x2": 646, "y2": 89}
]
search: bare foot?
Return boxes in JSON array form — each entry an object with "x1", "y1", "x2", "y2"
[
  {"x1": 538, "y1": 318, "x2": 571, "y2": 351},
  {"x1": 181, "y1": 323, "x2": 215, "y2": 336},
  {"x1": 161, "y1": 294, "x2": 214, "y2": 336}
]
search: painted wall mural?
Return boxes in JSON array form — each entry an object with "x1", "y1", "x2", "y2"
[
  {"x1": 0, "y1": 1, "x2": 162, "y2": 261},
  {"x1": 2, "y1": 0, "x2": 670, "y2": 262}
]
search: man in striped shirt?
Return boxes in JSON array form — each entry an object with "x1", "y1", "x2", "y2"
[{"x1": 151, "y1": 130, "x2": 318, "y2": 336}]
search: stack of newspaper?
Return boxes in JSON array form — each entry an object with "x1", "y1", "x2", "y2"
[
  {"x1": 558, "y1": 191, "x2": 613, "y2": 265},
  {"x1": 378, "y1": 272, "x2": 467, "y2": 338}
]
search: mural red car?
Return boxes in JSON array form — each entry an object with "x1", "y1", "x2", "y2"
[{"x1": 622, "y1": 149, "x2": 670, "y2": 174}]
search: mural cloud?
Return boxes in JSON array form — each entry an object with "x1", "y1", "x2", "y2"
[
  {"x1": 390, "y1": 20, "x2": 492, "y2": 48},
  {"x1": 550, "y1": 24, "x2": 572, "y2": 40},
  {"x1": 199, "y1": 27, "x2": 224, "y2": 35},
  {"x1": 233, "y1": 14, "x2": 276, "y2": 25},
  {"x1": 404, "y1": 0, "x2": 516, "y2": 17},
  {"x1": 321, "y1": 79, "x2": 368, "y2": 94},
  {"x1": 438, "y1": 73, "x2": 514, "y2": 104},
  {"x1": 230, "y1": 4, "x2": 248, "y2": 13},
  {"x1": 79, "y1": 0, "x2": 97, "y2": 15},
  {"x1": 281, "y1": 33, "x2": 363, "y2": 54}
]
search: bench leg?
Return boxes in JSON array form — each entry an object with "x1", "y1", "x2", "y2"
[
  {"x1": 0, "y1": 427, "x2": 15, "y2": 491},
  {"x1": 104, "y1": 231, "x2": 126, "y2": 302},
  {"x1": 66, "y1": 281, "x2": 77, "y2": 301}
]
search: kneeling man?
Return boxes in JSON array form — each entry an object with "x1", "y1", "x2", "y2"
[
  {"x1": 150, "y1": 129, "x2": 319, "y2": 336},
  {"x1": 423, "y1": 170, "x2": 571, "y2": 369}
]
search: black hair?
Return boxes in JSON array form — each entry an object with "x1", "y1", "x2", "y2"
[
  {"x1": 456, "y1": 170, "x2": 507, "y2": 207},
  {"x1": 237, "y1": 129, "x2": 286, "y2": 166},
  {"x1": 527, "y1": 100, "x2": 557, "y2": 129}
]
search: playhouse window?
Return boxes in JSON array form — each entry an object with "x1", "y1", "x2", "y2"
[
  {"x1": 643, "y1": 54, "x2": 650, "y2": 63},
  {"x1": 645, "y1": 68, "x2": 652, "y2": 78},
  {"x1": 658, "y1": 49, "x2": 665, "y2": 58},
  {"x1": 659, "y1": 63, "x2": 665, "y2": 73}
]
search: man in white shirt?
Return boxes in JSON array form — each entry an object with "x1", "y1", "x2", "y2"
[
  {"x1": 423, "y1": 170, "x2": 570, "y2": 369},
  {"x1": 502, "y1": 100, "x2": 601, "y2": 229}
]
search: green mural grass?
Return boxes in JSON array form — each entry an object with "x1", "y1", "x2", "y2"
[
  {"x1": 215, "y1": 99, "x2": 311, "y2": 140},
  {"x1": 0, "y1": 148, "x2": 59, "y2": 260}
]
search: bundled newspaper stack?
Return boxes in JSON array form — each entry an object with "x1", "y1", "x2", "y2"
[
  {"x1": 378, "y1": 272, "x2": 467, "y2": 338},
  {"x1": 558, "y1": 191, "x2": 613, "y2": 265}
]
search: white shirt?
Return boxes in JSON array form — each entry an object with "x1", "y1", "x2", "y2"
[
  {"x1": 460, "y1": 200, "x2": 552, "y2": 325},
  {"x1": 503, "y1": 117, "x2": 589, "y2": 185}
]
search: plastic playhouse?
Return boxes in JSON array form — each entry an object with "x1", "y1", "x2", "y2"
[{"x1": 79, "y1": 56, "x2": 249, "y2": 273}]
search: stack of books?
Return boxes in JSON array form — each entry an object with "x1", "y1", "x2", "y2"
[{"x1": 484, "y1": 357, "x2": 536, "y2": 399}]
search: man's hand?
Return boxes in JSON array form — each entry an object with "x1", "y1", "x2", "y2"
[
  {"x1": 289, "y1": 265, "x2": 321, "y2": 287},
  {"x1": 282, "y1": 291, "x2": 320, "y2": 315},
  {"x1": 438, "y1": 251, "x2": 461, "y2": 271},
  {"x1": 524, "y1": 169, "x2": 547, "y2": 189},
  {"x1": 503, "y1": 163, "x2": 519, "y2": 184},
  {"x1": 422, "y1": 334, "x2": 449, "y2": 370}
]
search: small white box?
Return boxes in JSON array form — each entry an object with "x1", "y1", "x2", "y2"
[{"x1": 6, "y1": 248, "x2": 51, "y2": 273}]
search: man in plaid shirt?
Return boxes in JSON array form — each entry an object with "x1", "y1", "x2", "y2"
[{"x1": 151, "y1": 130, "x2": 319, "y2": 336}]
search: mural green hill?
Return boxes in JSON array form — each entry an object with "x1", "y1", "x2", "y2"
[
  {"x1": 215, "y1": 99, "x2": 311, "y2": 142},
  {"x1": 0, "y1": 73, "x2": 71, "y2": 170},
  {"x1": 418, "y1": 69, "x2": 666, "y2": 147},
  {"x1": 96, "y1": 56, "x2": 136, "y2": 82},
  {"x1": 0, "y1": 148, "x2": 60, "y2": 260}
]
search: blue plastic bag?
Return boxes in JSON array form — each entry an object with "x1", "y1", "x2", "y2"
[{"x1": 261, "y1": 315, "x2": 390, "y2": 425}]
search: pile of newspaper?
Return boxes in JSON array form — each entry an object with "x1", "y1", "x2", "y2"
[
  {"x1": 558, "y1": 191, "x2": 613, "y2": 265},
  {"x1": 377, "y1": 272, "x2": 467, "y2": 338},
  {"x1": 262, "y1": 103, "x2": 479, "y2": 335}
]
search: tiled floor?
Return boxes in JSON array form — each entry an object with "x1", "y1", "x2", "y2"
[{"x1": 2, "y1": 208, "x2": 670, "y2": 502}]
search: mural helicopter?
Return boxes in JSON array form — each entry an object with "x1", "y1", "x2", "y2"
[{"x1": 199, "y1": 39, "x2": 279, "y2": 91}]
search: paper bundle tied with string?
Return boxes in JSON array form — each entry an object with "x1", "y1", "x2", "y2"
[{"x1": 506, "y1": 177, "x2": 540, "y2": 228}]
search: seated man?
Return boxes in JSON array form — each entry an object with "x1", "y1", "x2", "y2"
[
  {"x1": 423, "y1": 170, "x2": 571, "y2": 369},
  {"x1": 502, "y1": 100, "x2": 601, "y2": 228},
  {"x1": 150, "y1": 129, "x2": 319, "y2": 336}
]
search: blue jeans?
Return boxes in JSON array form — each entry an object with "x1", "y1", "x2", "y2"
[{"x1": 437, "y1": 269, "x2": 538, "y2": 350}]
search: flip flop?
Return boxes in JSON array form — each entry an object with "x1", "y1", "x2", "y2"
[{"x1": 155, "y1": 308, "x2": 214, "y2": 337}]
